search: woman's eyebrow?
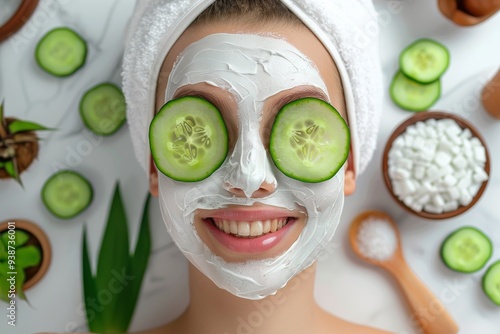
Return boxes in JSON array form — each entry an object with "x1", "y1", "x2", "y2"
[
  {"x1": 172, "y1": 85, "x2": 235, "y2": 111},
  {"x1": 271, "y1": 87, "x2": 330, "y2": 111}
]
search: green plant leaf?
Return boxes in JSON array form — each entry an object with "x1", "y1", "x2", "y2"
[
  {"x1": 0, "y1": 240, "x2": 6, "y2": 260},
  {"x1": 95, "y1": 183, "x2": 130, "y2": 331},
  {"x1": 82, "y1": 227, "x2": 105, "y2": 332},
  {"x1": 4, "y1": 160, "x2": 22, "y2": 186},
  {"x1": 1, "y1": 229, "x2": 30, "y2": 248},
  {"x1": 15, "y1": 269, "x2": 26, "y2": 301},
  {"x1": 16, "y1": 246, "x2": 41, "y2": 269},
  {"x1": 117, "y1": 194, "x2": 152, "y2": 331},
  {"x1": 8, "y1": 120, "x2": 52, "y2": 134},
  {"x1": 0, "y1": 161, "x2": 4, "y2": 169},
  {"x1": 81, "y1": 186, "x2": 152, "y2": 333},
  {"x1": 4, "y1": 160, "x2": 16, "y2": 178},
  {"x1": 0, "y1": 263, "x2": 10, "y2": 303},
  {"x1": 0, "y1": 263, "x2": 29, "y2": 303},
  {"x1": 0, "y1": 269, "x2": 28, "y2": 302}
]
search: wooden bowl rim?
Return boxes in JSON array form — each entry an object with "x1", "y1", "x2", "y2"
[
  {"x1": 0, "y1": 0, "x2": 40, "y2": 42},
  {"x1": 382, "y1": 111, "x2": 491, "y2": 220},
  {"x1": 437, "y1": 0, "x2": 499, "y2": 26},
  {"x1": 0, "y1": 219, "x2": 51, "y2": 291}
]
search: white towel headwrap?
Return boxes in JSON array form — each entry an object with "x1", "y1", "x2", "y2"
[{"x1": 122, "y1": 0, "x2": 382, "y2": 176}]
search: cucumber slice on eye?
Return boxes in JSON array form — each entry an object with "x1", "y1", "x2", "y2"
[
  {"x1": 79, "y1": 83, "x2": 127, "y2": 136},
  {"x1": 390, "y1": 71, "x2": 441, "y2": 112},
  {"x1": 440, "y1": 226, "x2": 493, "y2": 273},
  {"x1": 483, "y1": 260, "x2": 500, "y2": 306},
  {"x1": 41, "y1": 170, "x2": 93, "y2": 219},
  {"x1": 35, "y1": 27, "x2": 87, "y2": 77},
  {"x1": 149, "y1": 96, "x2": 229, "y2": 182},
  {"x1": 400, "y1": 39, "x2": 450, "y2": 84},
  {"x1": 269, "y1": 98, "x2": 350, "y2": 183}
]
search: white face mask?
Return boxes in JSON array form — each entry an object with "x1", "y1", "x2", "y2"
[{"x1": 157, "y1": 33, "x2": 345, "y2": 300}]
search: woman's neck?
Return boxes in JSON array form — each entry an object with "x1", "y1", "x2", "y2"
[{"x1": 176, "y1": 262, "x2": 323, "y2": 334}]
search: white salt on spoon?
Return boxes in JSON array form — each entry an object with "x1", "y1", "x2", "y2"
[{"x1": 349, "y1": 210, "x2": 458, "y2": 334}]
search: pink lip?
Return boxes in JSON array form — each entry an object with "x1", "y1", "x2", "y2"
[{"x1": 204, "y1": 218, "x2": 296, "y2": 254}]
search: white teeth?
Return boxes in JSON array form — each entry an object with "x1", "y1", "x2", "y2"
[
  {"x1": 250, "y1": 221, "x2": 263, "y2": 236},
  {"x1": 212, "y1": 218, "x2": 289, "y2": 237},
  {"x1": 271, "y1": 219, "x2": 278, "y2": 232},
  {"x1": 238, "y1": 222, "x2": 250, "y2": 236},
  {"x1": 263, "y1": 220, "x2": 271, "y2": 233},
  {"x1": 223, "y1": 221, "x2": 230, "y2": 234},
  {"x1": 230, "y1": 221, "x2": 238, "y2": 234}
]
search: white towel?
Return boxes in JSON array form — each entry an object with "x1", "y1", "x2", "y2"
[{"x1": 122, "y1": 0, "x2": 382, "y2": 177}]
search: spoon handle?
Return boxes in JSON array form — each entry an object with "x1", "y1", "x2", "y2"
[{"x1": 386, "y1": 256, "x2": 459, "y2": 334}]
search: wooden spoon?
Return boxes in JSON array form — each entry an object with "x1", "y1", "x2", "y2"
[{"x1": 349, "y1": 210, "x2": 459, "y2": 334}]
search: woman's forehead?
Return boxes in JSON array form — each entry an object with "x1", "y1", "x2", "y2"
[
  {"x1": 165, "y1": 33, "x2": 329, "y2": 103},
  {"x1": 156, "y1": 22, "x2": 344, "y2": 117}
]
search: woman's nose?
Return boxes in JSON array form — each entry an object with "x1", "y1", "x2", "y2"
[
  {"x1": 224, "y1": 179, "x2": 276, "y2": 198},
  {"x1": 222, "y1": 134, "x2": 277, "y2": 198}
]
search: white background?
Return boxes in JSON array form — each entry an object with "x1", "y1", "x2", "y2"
[{"x1": 0, "y1": 0, "x2": 499, "y2": 333}]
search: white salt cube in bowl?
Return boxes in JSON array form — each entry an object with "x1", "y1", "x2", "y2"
[{"x1": 382, "y1": 111, "x2": 490, "y2": 220}]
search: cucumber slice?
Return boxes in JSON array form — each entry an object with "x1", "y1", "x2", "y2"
[
  {"x1": 440, "y1": 226, "x2": 492, "y2": 273},
  {"x1": 35, "y1": 27, "x2": 87, "y2": 77},
  {"x1": 149, "y1": 96, "x2": 229, "y2": 182},
  {"x1": 390, "y1": 71, "x2": 441, "y2": 112},
  {"x1": 400, "y1": 39, "x2": 450, "y2": 84},
  {"x1": 41, "y1": 170, "x2": 93, "y2": 219},
  {"x1": 79, "y1": 83, "x2": 126, "y2": 136},
  {"x1": 483, "y1": 260, "x2": 500, "y2": 306},
  {"x1": 269, "y1": 98, "x2": 350, "y2": 183}
]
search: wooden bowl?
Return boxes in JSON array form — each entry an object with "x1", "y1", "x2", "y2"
[
  {"x1": 0, "y1": 219, "x2": 51, "y2": 290},
  {"x1": 0, "y1": 0, "x2": 39, "y2": 42},
  {"x1": 382, "y1": 111, "x2": 490, "y2": 220},
  {"x1": 438, "y1": 0, "x2": 500, "y2": 26}
]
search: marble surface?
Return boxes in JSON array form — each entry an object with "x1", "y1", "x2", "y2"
[{"x1": 0, "y1": 0, "x2": 499, "y2": 333}]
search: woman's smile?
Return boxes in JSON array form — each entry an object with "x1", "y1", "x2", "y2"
[{"x1": 196, "y1": 205, "x2": 306, "y2": 259}]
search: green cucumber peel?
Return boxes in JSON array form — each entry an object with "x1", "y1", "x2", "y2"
[{"x1": 269, "y1": 97, "x2": 350, "y2": 183}]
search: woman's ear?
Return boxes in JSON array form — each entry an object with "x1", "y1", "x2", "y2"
[
  {"x1": 149, "y1": 156, "x2": 159, "y2": 197},
  {"x1": 344, "y1": 152, "x2": 356, "y2": 196}
]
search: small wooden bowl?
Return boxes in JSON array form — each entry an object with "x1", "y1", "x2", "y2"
[
  {"x1": 0, "y1": 219, "x2": 51, "y2": 291},
  {"x1": 0, "y1": 0, "x2": 39, "y2": 42},
  {"x1": 438, "y1": 0, "x2": 500, "y2": 26},
  {"x1": 382, "y1": 111, "x2": 490, "y2": 220}
]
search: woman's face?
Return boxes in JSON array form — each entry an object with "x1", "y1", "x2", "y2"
[{"x1": 154, "y1": 21, "x2": 347, "y2": 299}]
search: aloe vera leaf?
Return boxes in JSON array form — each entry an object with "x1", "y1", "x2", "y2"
[
  {"x1": 117, "y1": 194, "x2": 152, "y2": 331},
  {"x1": 82, "y1": 227, "x2": 105, "y2": 332},
  {"x1": 8, "y1": 120, "x2": 52, "y2": 134},
  {"x1": 95, "y1": 183, "x2": 130, "y2": 330},
  {"x1": 1, "y1": 229, "x2": 30, "y2": 248},
  {"x1": 16, "y1": 245, "x2": 41, "y2": 269}
]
